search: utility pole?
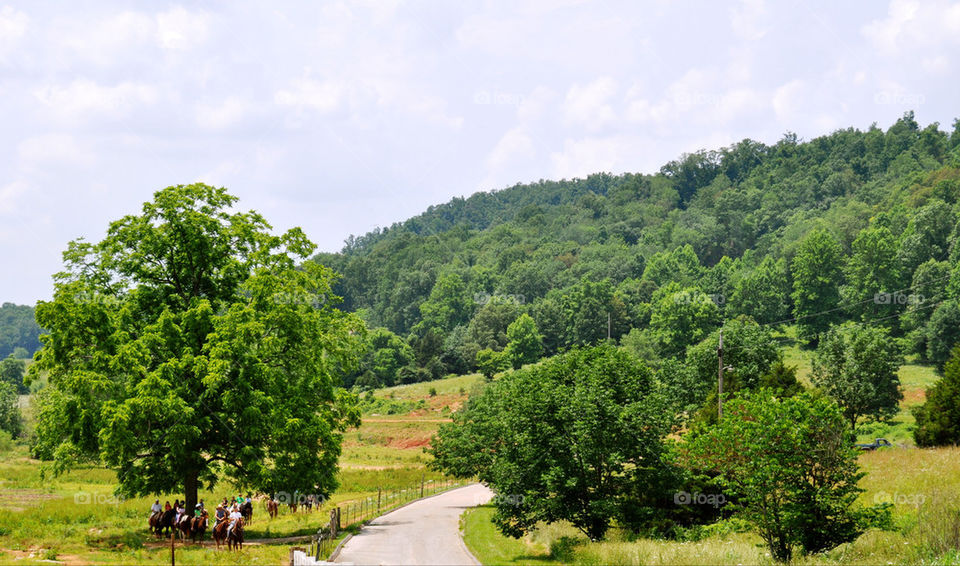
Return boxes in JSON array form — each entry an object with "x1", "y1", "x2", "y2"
[{"x1": 717, "y1": 330, "x2": 724, "y2": 420}]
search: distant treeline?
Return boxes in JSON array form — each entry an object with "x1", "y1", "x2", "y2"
[{"x1": 0, "y1": 303, "x2": 41, "y2": 358}]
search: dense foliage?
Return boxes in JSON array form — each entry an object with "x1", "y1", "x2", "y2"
[
  {"x1": 429, "y1": 345, "x2": 677, "y2": 540},
  {"x1": 29, "y1": 184, "x2": 363, "y2": 511},
  {"x1": 314, "y1": 113, "x2": 960, "y2": 387},
  {"x1": 680, "y1": 389, "x2": 884, "y2": 562},
  {"x1": 913, "y1": 345, "x2": 960, "y2": 446}
]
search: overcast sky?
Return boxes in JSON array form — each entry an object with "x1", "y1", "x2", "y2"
[{"x1": 2, "y1": 0, "x2": 959, "y2": 305}]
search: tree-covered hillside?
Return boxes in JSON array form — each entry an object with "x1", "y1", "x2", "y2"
[{"x1": 314, "y1": 112, "x2": 960, "y2": 388}]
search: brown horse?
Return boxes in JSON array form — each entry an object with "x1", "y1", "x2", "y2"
[
  {"x1": 212, "y1": 518, "x2": 229, "y2": 549},
  {"x1": 266, "y1": 499, "x2": 279, "y2": 519},
  {"x1": 227, "y1": 517, "x2": 244, "y2": 550},
  {"x1": 190, "y1": 509, "x2": 208, "y2": 546},
  {"x1": 241, "y1": 501, "x2": 253, "y2": 525},
  {"x1": 149, "y1": 509, "x2": 176, "y2": 537}
]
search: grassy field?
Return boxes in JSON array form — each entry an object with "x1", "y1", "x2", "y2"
[{"x1": 0, "y1": 375, "x2": 474, "y2": 565}]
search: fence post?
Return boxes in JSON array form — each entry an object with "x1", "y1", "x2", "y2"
[{"x1": 377, "y1": 487, "x2": 381, "y2": 514}]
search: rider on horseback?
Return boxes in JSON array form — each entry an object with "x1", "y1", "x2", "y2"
[
  {"x1": 150, "y1": 499, "x2": 162, "y2": 517},
  {"x1": 226, "y1": 505, "x2": 242, "y2": 539}
]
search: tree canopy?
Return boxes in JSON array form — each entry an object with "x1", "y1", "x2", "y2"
[{"x1": 30, "y1": 184, "x2": 364, "y2": 511}]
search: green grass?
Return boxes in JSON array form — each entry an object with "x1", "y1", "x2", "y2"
[
  {"x1": 373, "y1": 373, "x2": 485, "y2": 402},
  {"x1": 461, "y1": 506, "x2": 557, "y2": 565}
]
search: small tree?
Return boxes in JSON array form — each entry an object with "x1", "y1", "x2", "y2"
[
  {"x1": 680, "y1": 389, "x2": 879, "y2": 562},
  {"x1": 812, "y1": 324, "x2": 903, "y2": 430},
  {"x1": 503, "y1": 313, "x2": 542, "y2": 369},
  {"x1": 913, "y1": 345, "x2": 960, "y2": 446},
  {"x1": 0, "y1": 355, "x2": 27, "y2": 394},
  {"x1": 475, "y1": 348, "x2": 507, "y2": 380},
  {"x1": 0, "y1": 381, "x2": 22, "y2": 438}
]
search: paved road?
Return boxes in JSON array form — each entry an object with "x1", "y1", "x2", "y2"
[{"x1": 334, "y1": 483, "x2": 493, "y2": 565}]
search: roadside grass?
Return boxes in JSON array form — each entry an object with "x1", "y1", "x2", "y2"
[{"x1": 462, "y1": 446, "x2": 960, "y2": 565}]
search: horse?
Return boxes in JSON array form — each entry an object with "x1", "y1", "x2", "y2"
[
  {"x1": 227, "y1": 517, "x2": 244, "y2": 551},
  {"x1": 190, "y1": 512, "x2": 208, "y2": 545},
  {"x1": 149, "y1": 509, "x2": 176, "y2": 537},
  {"x1": 241, "y1": 500, "x2": 254, "y2": 524},
  {"x1": 174, "y1": 512, "x2": 194, "y2": 541},
  {"x1": 212, "y1": 518, "x2": 228, "y2": 549},
  {"x1": 266, "y1": 499, "x2": 279, "y2": 519}
]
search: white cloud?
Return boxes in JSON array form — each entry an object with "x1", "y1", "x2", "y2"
[
  {"x1": 196, "y1": 96, "x2": 250, "y2": 130},
  {"x1": 17, "y1": 133, "x2": 96, "y2": 169},
  {"x1": 563, "y1": 77, "x2": 617, "y2": 130},
  {"x1": 0, "y1": 5, "x2": 27, "y2": 41},
  {"x1": 55, "y1": 11, "x2": 154, "y2": 64},
  {"x1": 156, "y1": 6, "x2": 209, "y2": 50},
  {"x1": 0, "y1": 179, "x2": 28, "y2": 214},
  {"x1": 486, "y1": 127, "x2": 535, "y2": 170},
  {"x1": 33, "y1": 79, "x2": 159, "y2": 121},
  {"x1": 0, "y1": 5, "x2": 28, "y2": 61},
  {"x1": 550, "y1": 135, "x2": 640, "y2": 179},
  {"x1": 862, "y1": 0, "x2": 960, "y2": 52},
  {"x1": 274, "y1": 78, "x2": 345, "y2": 114},
  {"x1": 772, "y1": 79, "x2": 805, "y2": 122},
  {"x1": 730, "y1": 0, "x2": 769, "y2": 41}
]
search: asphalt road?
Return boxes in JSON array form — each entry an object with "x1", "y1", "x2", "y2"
[{"x1": 334, "y1": 483, "x2": 494, "y2": 565}]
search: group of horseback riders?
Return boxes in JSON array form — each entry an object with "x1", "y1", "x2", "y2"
[{"x1": 148, "y1": 494, "x2": 253, "y2": 549}]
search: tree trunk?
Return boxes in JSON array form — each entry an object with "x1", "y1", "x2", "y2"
[{"x1": 184, "y1": 470, "x2": 199, "y2": 513}]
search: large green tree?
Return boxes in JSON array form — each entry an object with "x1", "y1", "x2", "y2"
[
  {"x1": 30, "y1": 184, "x2": 364, "y2": 512},
  {"x1": 791, "y1": 230, "x2": 845, "y2": 344},
  {"x1": 431, "y1": 344, "x2": 675, "y2": 540},
  {"x1": 685, "y1": 317, "x2": 782, "y2": 419},
  {"x1": 680, "y1": 389, "x2": 879, "y2": 562},
  {"x1": 811, "y1": 324, "x2": 903, "y2": 430},
  {"x1": 649, "y1": 283, "x2": 721, "y2": 359}
]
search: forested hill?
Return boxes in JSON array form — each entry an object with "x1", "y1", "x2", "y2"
[{"x1": 314, "y1": 112, "x2": 960, "y2": 388}]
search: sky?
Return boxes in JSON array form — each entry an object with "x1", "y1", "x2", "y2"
[{"x1": 1, "y1": 0, "x2": 959, "y2": 305}]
